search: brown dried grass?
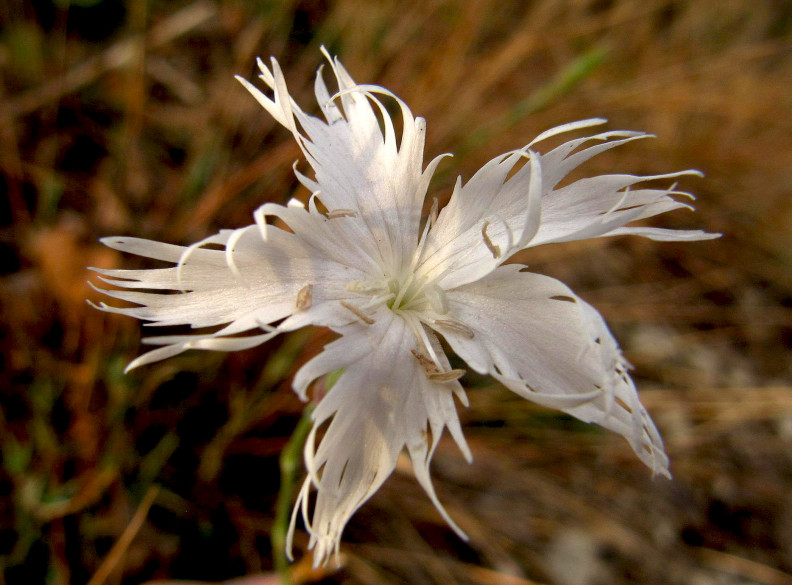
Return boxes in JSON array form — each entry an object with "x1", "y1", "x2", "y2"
[{"x1": 1, "y1": 1, "x2": 790, "y2": 584}]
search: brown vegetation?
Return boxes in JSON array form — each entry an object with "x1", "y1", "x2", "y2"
[{"x1": 1, "y1": 1, "x2": 790, "y2": 583}]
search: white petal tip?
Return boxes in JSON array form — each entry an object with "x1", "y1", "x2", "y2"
[
  {"x1": 123, "y1": 361, "x2": 140, "y2": 374},
  {"x1": 462, "y1": 448, "x2": 473, "y2": 465},
  {"x1": 85, "y1": 299, "x2": 102, "y2": 310},
  {"x1": 99, "y1": 236, "x2": 122, "y2": 248}
]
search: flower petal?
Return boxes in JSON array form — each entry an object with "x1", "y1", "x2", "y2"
[
  {"x1": 416, "y1": 149, "x2": 542, "y2": 289},
  {"x1": 91, "y1": 224, "x2": 369, "y2": 370},
  {"x1": 530, "y1": 127, "x2": 718, "y2": 244},
  {"x1": 238, "y1": 49, "x2": 439, "y2": 276},
  {"x1": 437, "y1": 265, "x2": 670, "y2": 477},
  {"x1": 290, "y1": 309, "x2": 470, "y2": 567},
  {"x1": 417, "y1": 123, "x2": 717, "y2": 291},
  {"x1": 528, "y1": 171, "x2": 719, "y2": 246}
]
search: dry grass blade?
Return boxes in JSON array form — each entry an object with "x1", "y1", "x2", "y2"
[
  {"x1": 697, "y1": 548, "x2": 792, "y2": 585},
  {"x1": 7, "y1": 1, "x2": 217, "y2": 118},
  {"x1": 2, "y1": 0, "x2": 791, "y2": 584},
  {"x1": 86, "y1": 485, "x2": 160, "y2": 585}
]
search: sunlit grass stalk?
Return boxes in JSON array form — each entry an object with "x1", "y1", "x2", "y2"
[{"x1": 456, "y1": 45, "x2": 608, "y2": 158}]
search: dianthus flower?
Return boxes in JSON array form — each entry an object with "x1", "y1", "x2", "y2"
[{"x1": 92, "y1": 48, "x2": 718, "y2": 567}]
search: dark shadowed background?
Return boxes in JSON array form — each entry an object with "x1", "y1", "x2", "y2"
[{"x1": 1, "y1": 1, "x2": 791, "y2": 584}]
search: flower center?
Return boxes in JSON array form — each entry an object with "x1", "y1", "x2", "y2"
[
  {"x1": 344, "y1": 271, "x2": 447, "y2": 316},
  {"x1": 387, "y1": 274, "x2": 422, "y2": 312},
  {"x1": 390, "y1": 271, "x2": 449, "y2": 315}
]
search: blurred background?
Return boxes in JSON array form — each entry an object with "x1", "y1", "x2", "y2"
[{"x1": 1, "y1": 1, "x2": 791, "y2": 584}]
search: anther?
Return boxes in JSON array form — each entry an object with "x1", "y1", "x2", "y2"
[
  {"x1": 411, "y1": 349, "x2": 437, "y2": 373},
  {"x1": 481, "y1": 220, "x2": 501, "y2": 258},
  {"x1": 434, "y1": 319, "x2": 475, "y2": 339},
  {"x1": 344, "y1": 280, "x2": 386, "y2": 294},
  {"x1": 411, "y1": 349, "x2": 466, "y2": 384},
  {"x1": 427, "y1": 369, "x2": 466, "y2": 383},
  {"x1": 326, "y1": 209, "x2": 358, "y2": 219},
  {"x1": 340, "y1": 300, "x2": 374, "y2": 324},
  {"x1": 429, "y1": 197, "x2": 439, "y2": 226},
  {"x1": 296, "y1": 284, "x2": 313, "y2": 311}
]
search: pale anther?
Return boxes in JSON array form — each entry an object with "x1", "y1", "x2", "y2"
[
  {"x1": 411, "y1": 349, "x2": 466, "y2": 383},
  {"x1": 296, "y1": 284, "x2": 313, "y2": 311},
  {"x1": 411, "y1": 349, "x2": 438, "y2": 374},
  {"x1": 340, "y1": 300, "x2": 374, "y2": 324},
  {"x1": 344, "y1": 280, "x2": 386, "y2": 294},
  {"x1": 429, "y1": 197, "x2": 439, "y2": 226},
  {"x1": 427, "y1": 369, "x2": 466, "y2": 383},
  {"x1": 481, "y1": 220, "x2": 501, "y2": 258},
  {"x1": 326, "y1": 209, "x2": 358, "y2": 219},
  {"x1": 434, "y1": 319, "x2": 475, "y2": 339}
]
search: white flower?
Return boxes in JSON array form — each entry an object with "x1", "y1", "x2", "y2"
[{"x1": 91, "y1": 48, "x2": 719, "y2": 567}]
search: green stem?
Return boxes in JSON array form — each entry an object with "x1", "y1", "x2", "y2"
[{"x1": 272, "y1": 403, "x2": 315, "y2": 584}]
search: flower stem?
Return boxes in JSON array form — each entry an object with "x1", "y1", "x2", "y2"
[{"x1": 273, "y1": 403, "x2": 315, "y2": 585}]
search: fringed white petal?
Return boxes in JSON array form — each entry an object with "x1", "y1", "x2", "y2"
[
  {"x1": 606, "y1": 226, "x2": 721, "y2": 241},
  {"x1": 238, "y1": 48, "x2": 437, "y2": 276},
  {"x1": 418, "y1": 123, "x2": 716, "y2": 289},
  {"x1": 290, "y1": 311, "x2": 470, "y2": 567},
  {"x1": 253, "y1": 202, "x2": 383, "y2": 276},
  {"x1": 416, "y1": 148, "x2": 543, "y2": 290},
  {"x1": 539, "y1": 129, "x2": 651, "y2": 190},
  {"x1": 440, "y1": 265, "x2": 670, "y2": 477},
  {"x1": 530, "y1": 170, "x2": 718, "y2": 246},
  {"x1": 92, "y1": 223, "x2": 368, "y2": 370}
]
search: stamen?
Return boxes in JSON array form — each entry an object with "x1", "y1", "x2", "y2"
[
  {"x1": 481, "y1": 220, "x2": 501, "y2": 258},
  {"x1": 326, "y1": 208, "x2": 358, "y2": 219},
  {"x1": 434, "y1": 319, "x2": 475, "y2": 339},
  {"x1": 411, "y1": 349, "x2": 466, "y2": 384},
  {"x1": 429, "y1": 197, "x2": 439, "y2": 226},
  {"x1": 340, "y1": 300, "x2": 375, "y2": 324},
  {"x1": 344, "y1": 280, "x2": 386, "y2": 294},
  {"x1": 391, "y1": 271, "x2": 415, "y2": 309},
  {"x1": 361, "y1": 293, "x2": 394, "y2": 309},
  {"x1": 427, "y1": 369, "x2": 466, "y2": 383},
  {"x1": 296, "y1": 284, "x2": 313, "y2": 311},
  {"x1": 414, "y1": 320, "x2": 443, "y2": 368},
  {"x1": 411, "y1": 349, "x2": 438, "y2": 374}
]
